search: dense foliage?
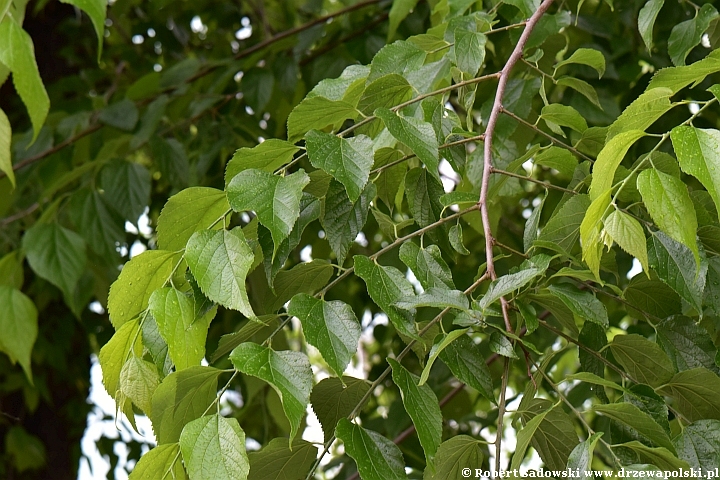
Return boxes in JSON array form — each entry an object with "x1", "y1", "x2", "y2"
[{"x1": 4, "y1": 0, "x2": 720, "y2": 478}]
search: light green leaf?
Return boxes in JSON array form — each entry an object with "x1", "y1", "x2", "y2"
[
  {"x1": 0, "y1": 286, "x2": 37, "y2": 382},
  {"x1": 310, "y1": 376, "x2": 371, "y2": 442},
  {"x1": 388, "y1": 0, "x2": 420, "y2": 39},
  {"x1": 357, "y1": 74, "x2": 413, "y2": 116},
  {"x1": 287, "y1": 294, "x2": 361, "y2": 378},
  {"x1": 129, "y1": 444, "x2": 187, "y2": 480},
  {"x1": 419, "y1": 329, "x2": 468, "y2": 386},
  {"x1": 607, "y1": 88, "x2": 673, "y2": 141},
  {"x1": 225, "y1": 139, "x2": 299, "y2": 186},
  {"x1": 580, "y1": 189, "x2": 611, "y2": 280},
  {"x1": 673, "y1": 419, "x2": 720, "y2": 473},
  {"x1": 639, "y1": 0, "x2": 665, "y2": 51},
  {"x1": 179, "y1": 414, "x2": 249, "y2": 480},
  {"x1": 399, "y1": 242, "x2": 455, "y2": 291},
  {"x1": 157, "y1": 187, "x2": 230, "y2": 252},
  {"x1": 150, "y1": 366, "x2": 222, "y2": 444},
  {"x1": 0, "y1": 15, "x2": 49, "y2": 140},
  {"x1": 227, "y1": 169, "x2": 310, "y2": 255},
  {"x1": 671, "y1": 126, "x2": 720, "y2": 215},
  {"x1": 335, "y1": 419, "x2": 407, "y2": 480},
  {"x1": 388, "y1": 359, "x2": 442, "y2": 468},
  {"x1": 479, "y1": 260, "x2": 548, "y2": 310},
  {"x1": 306, "y1": 130, "x2": 373, "y2": 202},
  {"x1": 589, "y1": 130, "x2": 645, "y2": 200},
  {"x1": 618, "y1": 441, "x2": 691, "y2": 470},
  {"x1": 0, "y1": 108, "x2": 13, "y2": 188},
  {"x1": 647, "y1": 231, "x2": 707, "y2": 313},
  {"x1": 668, "y1": 3, "x2": 719, "y2": 66},
  {"x1": 609, "y1": 334, "x2": 675, "y2": 387},
  {"x1": 59, "y1": 0, "x2": 106, "y2": 59},
  {"x1": 439, "y1": 334, "x2": 495, "y2": 403},
  {"x1": 604, "y1": 209, "x2": 649, "y2": 274},
  {"x1": 107, "y1": 250, "x2": 179, "y2": 329},
  {"x1": 423, "y1": 436, "x2": 483, "y2": 480},
  {"x1": 534, "y1": 147, "x2": 577, "y2": 177},
  {"x1": 594, "y1": 403, "x2": 675, "y2": 453},
  {"x1": 148, "y1": 287, "x2": 216, "y2": 371},
  {"x1": 186, "y1": 228, "x2": 255, "y2": 318},
  {"x1": 567, "y1": 433, "x2": 603, "y2": 476},
  {"x1": 247, "y1": 438, "x2": 318, "y2": 480},
  {"x1": 229, "y1": 343, "x2": 312, "y2": 443},
  {"x1": 354, "y1": 255, "x2": 419, "y2": 339},
  {"x1": 657, "y1": 368, "x2": 720, "y2": 422},
  {"x1": 541, "y1": 104, "x2": 588, "y2": 133},
  {"x1": 556, "y1": 76, "x2": 601, "y2": 108},
  {"x1": 98, "y1": 319, "x2": 142, "y2": 399},
  {"x1": 648, "y1": 50, "x2": 720, "y2": 92},
  {"x1": 451, "y1": 29, "x2": 486, "y2": 76},
  {"x1": 376, "y1": 108, "x2": 440, "y2": 179},
  {"x1": 556, "y1": 48, "x2": 605, "y2": 78},
  {"x1": 287, "y1": 96, "x2": 359, "y2": 143},
  {"x1": 548, "y1": 283, "x2": 608, "y2": 327},
  {"x1": 22, "y1": 223, "x2": 86, "y2": 302},
  {"x1": 119, "y1": 357, "x2": 159, "y2": 415}
]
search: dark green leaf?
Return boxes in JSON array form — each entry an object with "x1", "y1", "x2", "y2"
[
  {"x1": 248, "y1": 438, "x2": 318, "y2": 480},
  {"x1": 548, "y1": 283, "x2": 608, "y2": 327},
  {"x1": 369, "y1": 39, "x2": 426, "y2": 82},
  {"x1": 536, "y1": 194, "x2": 590, "y2": 255},
  {"x1": 399, "y1": 242, "x2": 454, "y2": 291},
  {"x1": 376, "y1": 108, "x2": 440, "y2": 179},
  {"x1": 668, "y1": 4, "x2": 719, "y2": 66},
  {"x1": 310, "y1": 376, "x2": 371, "y2": 442},
  {"x1": 639, "y1": 0, "x2": 665, "y2": 51},
  {"x1": 439, "y1": 334, "x2": 494, "y2": 402},
  {"x1": 489, "y1": 332, "x2": 518, "y2": 359},
  {"x1": 656, "y1": 368, "x2": 720, "y2": 422},
  {"x1": 358, "y1": 74, "x2": 413, "y2": 117},
  {"x1": 657, "y1": 316, "x2": 720, "y2": 374},
  {"x1": 594, "y1": 403, "x2": 675, "y2": 453},
  {"x1": 423, "y1": 436, "x2": 483, "y2": 480},
  {"x1": 98, "y1": 99, "x2": 138, "y2": 131},
  {"x1": 609, "y1": 334, "x2": 675, "y2": 387},
  {"x1": 287, "y1": 96, "x2": 358, "y2": 143},
  {"x1": 479, "y1": 259, "x2": 548, "y2": 310},
  {"x1": 99, "y1": 160, "x2": 151, "y2": 223},
  {"x1": 674, "y1": 419, "x2": 720, "y2": 473},
  {"x1": 68, "y1": 189, "x2": 124, "y2": 261},
  {"x1": 335, "y1": 419, "x2": 407, "y2": 480}
]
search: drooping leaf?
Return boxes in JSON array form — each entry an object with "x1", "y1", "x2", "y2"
[
  {"x1": 556, "y1": 76, "x2": 602, "y2": 108},
  {"x1": 98, "y1": 98, "x2": 138, "y2": 131},
  {"x1": 671, "y1": 126, "x2": 720, "y2": 215},
  {"x1": 368, "y1": 39, "x2": 426, "y2": 82},
  {"x1": 566, "y1": 433, "x2": 603, "y2": 476},
  {"x1": 68, "y1": 189, "x2": 124, "y2": 261},
  {"x1": 623, "y1": 275, "x2": 681, "y2": 321},
  {"x1": 376, "y1": 107, "x2": 440, "y2": 179},
  {"x1": 489, "y1": 332, "x2": 518, "y2": 359},
  {"x1": 668, "y1": 4, "x2": 719, "y2": 66},
  {"x1": 589, "y1": 130, "x2": 645, "y2": 200},
  {"x1": 639, "y1": 0, "x2": 665, "y2": 51},
  {"x1": 594, "y1": 403, "x2": 675, "y2": 453},
  {"x1": 656, "y1": 368, "x2": 720, "y2": 422},
  {"x1": 609, "y1": 334, "x2": 675, "y2": 387},
  {"x1": 310, "y1": 376, "x2": 371, "y2": 442},
  {"x1": 225, "y1": 139, "x2": 299, "y2": 186},
  {"x1": 150, "y1": 366, "x2": 222, "y2": 444},
  {"x1": 185, "y1": 228, "x2": 255, "y2": 318},
  {"x1": 439, "y1": 334, "x2": 494, "y2": 403},
  {"x1": 128, "y1": 444, "x2": 187, "y2": 480},
  {"x1": 604, "y1": 209, "x2": 649, "y2": 274},
  {"x1": 151, "y1": 137, "x2": 189, "y2": 189},
  {"x1": 0, "y1": 286, "x2": 38, "y2": 382},
  {"x1": 247, "y1": 438, "x2": 318, "y2": 480},
  {"x1": 335, "y1": 419, "x2": 407, "y2": 480},
  {"x1": 511, "y1": 403, "x2": 553, "y2": 470},
  {"x1": 255, "y1": 260, "x2": 333, "y2": 314},
  {"x1": 580, "y1": 189, "x2": 611, "y2": 280},
  {"x1": 419, "y1": 329, "x2": 468, "y2": 386},
  {"x1": 58, "y1": 0, "x2": 106, "y2": 59},
  {"x1": 98, "y1": 319, "x2": 142, "y2": 399},
  {"x1": 229, "y1": 343, "x2": 312, "y2": 443},
  {"x1": 519, "y1": 399, "x2": 578, "y2": 470},
  {"x1": 449, "y1": 224, "x2": 470, "y2": 255},
  {"x1": 548, "y1": 283, "x2": 608, "y2": 327},
  {"x1": 405, "y1": 168, "x2": 445, "y2": 240},
  {"x1": 357, "y1": 74, "x2": 413, "y2": 117},
  {"x1": 119, "y1": 356, "x2": 159, "y2": 415},
  {"x1": 0, "y1": 108, "x2": 13, "y2": 188},
  {"x1": 320, "y1": 180, "x2": 375, "y2": 266},
  {"x1": 179, "y1": 414, "x2": 250, "y2": 480},
  {"x1": 287, "y1": 294, "x2": 361, "y2": 378},
  {"x1": 388, "y1": 0, "x2": 419, "y2": 39},
  {"x1": 227, "y1": 169, "x2": 310, "y2": 255},
  {"x1": 399, "y1": 242, "x2": 455, "y2": 291}
]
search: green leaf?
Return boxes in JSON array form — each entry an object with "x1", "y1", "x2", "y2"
[
  {"x1": 638, "y1": 168, "x2": 700, "y2": 266},
  {"x1": 609, "y1": 334, "x2": 675, "y2": 387},
  {"x1": 376, "y1": 108, "x2": 440, "y2": 179},
  {"x1": 0, "y1": 108, "x2": 13, "y2": 188},
  {"x1": 107, "y1": 250, "x2": 179, "y2": 329},
  {"x1": 287, "y1": 294, "x2": 360, "y2": 378},
  {"x1": 556, "y1": 76, "x2": 601, "y2": 108},
  {"x1": 68, "y1": 189, "x2": 124, "y2": 261},
  {"x1": 0, "y1": 15, "x2": 49, "y2": 140},
  {"x1": 548, "y1": 283, "x2": 608, "y2": 327},
  {"x1": 229, "y1": 343, "x2": 312, "y2": 443},
  {"x1": 489, "y1": 332, "x2": 518, "y2": 359},
  {"x1": 567, "y1": 433, "x2": 603, "y2": 476},
  {"x1": 306, "y1": 130, "x2": 373, "y2": 203},
  {"x1": 511, "y1": 404, "x2": 553, "y2": 470},
  {"x1": 451, "y1": 29, "x2": 486, "y2": 76},
  {"x1": 320, "y1": 180, "x2": 375, "y2": 267},
  {"x1": 225, "y1": 139, "x2": 299, "y2": 186},
  {"x1": 156, "y1": 187, "x2": 230, "y2": 252},
  {"x1": 335, "y1": 419, "x2": 407, "y2": 480},
  {"x1": 399, "y1": 242, "x2": 455, "y2": 291},
  {"x1": 287, "y1": 96, "x2": 358, "y2": 143},
  {"x1": 617, "y1": 444, "x2": 689, "y2": 470},
  {"x1": 396, "y1": 289, "x2": 468, "y2": 311},
  {"x1": 534, "y1": 147, "x2": 577, "y2": 177},
  {"x1": 580, "y1": 189, "x2": 612, "y2": 280},
  {"x1": 657, "y1": 317, "x2": 720, "y2": 374},
  {"x1": 151, "y1": 137, "x2": 189, "y2": 189},
  {"x1": 623, "y1": 275, "x2": 681, "y2": 321},
  {"x1": 594, "y1": 403, "x2": 675, "y2": 453},
  {"x1": 589, "y1": 130, "x2": 645, "y2": 201},
  {"x1": 227, "y1": 169, "x2": 310, "y2": 255},
  {"x1": 422, "y1": 436, "x2": 483, "y2": 480},
  {"x1": 566, "y1": 372, "x2": 626, "y2": 392},
  {"x1": 186, "y1": 228, "x2": 255, "y2": 318},
  {"x1": 606, "y1": 88, "x2": 673, "y2": 141},
  {"x1": 519, "y1": 399, "x2": 578, "y2": 470},
  {"x1": 419, "y1": 329, "x2": 468, "y2": 386},
  {"x1": 668, "y1": 3, "x2": 719, "y2": 66},
  {"x1": 99, "y1": 160, "x2": 151, "y2": 223},
  {"x1": 142, "y1": 313, "x2": 172, "y2": 377},
  {"x1": 354, "y1": 255, "x2": 419, "y2": 339},
  {"x1": 0, "y1": 250, "x2": 24, "y2": 289},
  {"x1": 439, "y1": 334, "x2": 495, "y2": 402},
  {"x1": 647, "y1": 231, "x2": 707, "y2": 313},
  {"x1": 604, "y1": 209, "x2": 649, "y2": 274},
  {"x1": 310, "y1": 376, "x2": 371, "y2": 442},
  {"x1": 556, "y1": 48, "x2": 606, "y2": 78},
  {"x1": 405, "y1": 168, "x2": 445, "y2": 238},
  {"x1": 639, "y1": 0, "x2": 665, "y2": 51},
  {"x1": 98, "y1": 98, "x2": 138, "y2": 131},
  {"x1": 449, "y1": 224, "x2": 470, "y2": 255},
  {"x1": 388, "y1": 359, "x2": 442, "y2": 468},
  {"x1": 254, "y1": 260, "x2": 333, "y2": 314},
  {"x1": 537, "y1": 194, "x2": 590, "y2": 254},
  {"x1": 179, "y1": 414, "x2": 249, "y2": 480},
  {"x1": 369, "y1": 39, "x2": 426, "y2": 82},
  {"x1": 671, "y1": 126, "x2": 720, "y2": 215},
  {"x1": 673, "y1": 419, "x2": 720, "y2": 473},
  {"x1": 541, "y1": 104, "x2": 587, "y2": 134},
  {"x1": 58, "y1": 0, "x2": 106, "y2": 59},
  {"x1": 656, "y1": 368, "x2": 720, "y2": 422},
  {"x1": 648, "y1": 50, "x2": 720, "y2": 92},
  {"x1": 98, "y1": 319, "x2": 142, "y2": 399},
  {"x1": 148, "y1": 287, "x2": 216, "y2": 371},
  {"x1": 479, "y1": 260, "x2": 548, "y2": 310},
  {"x1": 388, "y1": 0, "x2": 419, "y2": 38},
  {"x1": 247, "y1": 438, "x2": 318, "y2": 480},
  {"x1": 358, "y1": 74, "x2": 413, "y2": 116},
  {"x1": 22, "y1": 223, "x2": 86, "y2": 301},
  {"x1": 150, "y1": 366, "x2": 222, "y2": 444},
  {"x1": 119, "y1": 356, "x2": 159, "y2": 415},
  {"x1": 129, "y1": 444, "x2": 187, "y2": 480},
  {"x1": 0, "y1": 286, "x2": 37, "y2": 382}
]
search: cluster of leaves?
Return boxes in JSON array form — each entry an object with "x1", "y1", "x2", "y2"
[{"x1": 5, "y1": 0, "x2": 720, "y2": 478}]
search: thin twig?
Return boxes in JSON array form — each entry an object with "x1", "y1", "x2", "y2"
[{"x1": 491, "y1": 167, "x2": 577, "y2": 194}]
